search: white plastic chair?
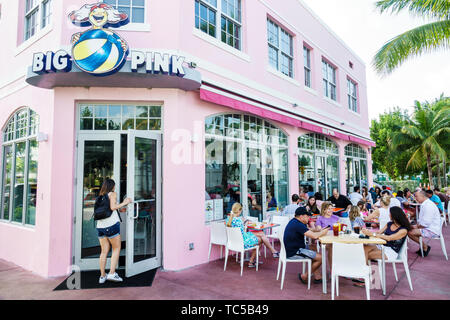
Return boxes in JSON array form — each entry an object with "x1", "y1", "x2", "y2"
[
  {"x1": 441, "y1": 209, "x2": 448, "y2": 227},
  {"x1": 267, "y1": 216, "x2": 290, "y2": 247},
  {"x1": 419, "y1": 217, "x2": 448, "y2": 260},
  {"x1": 224, "y1": 227, "x2": 259, "y2": 276},
  {"x1": 276, "y1": 223, "x2": 311, "y2": 290},
  {"x1": 374, "y1": 238, "x2": 413, "y2": 292},
  {"x1": 208, "y1": 222, "x2": 227, "y2": 261},
  {"x1": 331, "y1": 243, "x2": 371, "y2": 300}
]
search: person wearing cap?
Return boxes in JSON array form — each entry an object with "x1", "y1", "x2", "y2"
[{"x1": 283, "y1": 207, "x2": 329, "y2": 285}]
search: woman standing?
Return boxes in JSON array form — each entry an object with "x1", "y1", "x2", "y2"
[{"x1": 96, "y1": 179, "x2": 131, "y2": 284}]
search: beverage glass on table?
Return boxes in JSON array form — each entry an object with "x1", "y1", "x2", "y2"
[
  {"x1": 354, "y1": 226, "x2": 360, "y2": 234},
  {"x1": 333, "y1": 223, "x2": 339, "y2": 237}
]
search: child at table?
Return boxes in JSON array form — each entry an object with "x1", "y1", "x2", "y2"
[
  {"x1": 349, "y1": 205, "x2": 365, "y2": 231},
  {"x1": 357, "y1": 200, "x2": 369, "y2": 217}
]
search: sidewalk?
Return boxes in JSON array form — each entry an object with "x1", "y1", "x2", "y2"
[{"x1": 1, "y1": 233, "x2": 450, "y2": 300}]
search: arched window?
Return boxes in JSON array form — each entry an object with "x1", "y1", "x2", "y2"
[
  {"x1": 298, "y1": 133, "x2": 339, "y2": 199},
  {"x1": 205, "y1": 114, "x2": 289, "y2": 222},
  {"x1": 345, "y1": 143, "x2": 368, "y2": 194},
  {"x1": 1, "y1": 108, "x2": 39, "y2": 225}
]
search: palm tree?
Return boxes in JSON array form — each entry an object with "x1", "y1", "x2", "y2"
[
  {"x1": 373, "y1": 0, "x2": 450, "y2": 75},
  {"x1": 390, "y1": 97, "x2": 450, "y2": 187}
]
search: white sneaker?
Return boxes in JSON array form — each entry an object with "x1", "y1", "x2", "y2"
[
  {"x1": 106, "y1": 272, "x2": 123, "y2": 282},
  {"x1": 99, "y1": 276, "x2": 107, "y2": 284}
]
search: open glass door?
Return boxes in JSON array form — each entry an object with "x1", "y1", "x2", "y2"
[{"x1": 126, "y1": 131, "x2": 161, "y2": 277}]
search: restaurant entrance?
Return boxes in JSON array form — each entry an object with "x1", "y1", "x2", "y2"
[{"x1": 73, "y1": 131, "x2": 161, "y2": 277}]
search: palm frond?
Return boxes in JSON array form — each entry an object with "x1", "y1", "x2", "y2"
[
  {"x1": 373, "y1": 19, "x2": 450, "y2": 75},
  {"x1": 375, "y1": 0, "x2": 450, "y2": 19}
]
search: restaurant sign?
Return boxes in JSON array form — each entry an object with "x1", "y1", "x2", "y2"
[{"x1": 27, "y1": 3, "x2": 200, "y2": 90}]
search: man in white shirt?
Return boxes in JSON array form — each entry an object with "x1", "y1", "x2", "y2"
[
  {"x1": 408, "y1": 190, "x2": 442, "y2": 257},
  {"x1": 281, "y1": 194, "x2": 301, "y2": 217},
  {"x1": 348, "y1": 186, "x2": 363, "y2": 206}
]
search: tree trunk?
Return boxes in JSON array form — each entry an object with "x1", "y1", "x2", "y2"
[
  {"x1": 427, "y1": 154, "x2": 433, "y2": 189},
  {"x1": 443, "y1": 157, "x2": 447, "y2": 187},
  {"x1": 437, "y1": 156, "x2": 442, "y2": 189}
]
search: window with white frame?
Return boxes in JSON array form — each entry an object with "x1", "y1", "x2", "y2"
[
  {"x1": 24, "y1": 0, "x2": 52, "y2": 41},
  {"x1": 1, "y1": 108, "x2": 39, "y2": 226},
  {"x1": 267, "y1": 19, "x2": 294, "y2": 78},
  {"x1": 195, "y1": 0, "x2": 242, "y2": 50},
  {"x1": 303, "y1": 46, "x2": 311, "y2": 88},
  {"x1": 103, "y1": 0, "x2": 145, "y2": 23},
  {"x1": 347, "y1": 79, "x2": 358, "y2": 112},
  {"x1": 322, "y1": 60, "x2": 337, "y2": 101}
]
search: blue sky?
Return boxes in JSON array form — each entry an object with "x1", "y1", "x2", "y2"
[{"x1": 301, "y1": 0, "x2": 450, "y2": 121}]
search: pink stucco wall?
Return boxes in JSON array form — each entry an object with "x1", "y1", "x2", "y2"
[{"x1": 0, "y1": 0, "x2": 373, "y2": 277}]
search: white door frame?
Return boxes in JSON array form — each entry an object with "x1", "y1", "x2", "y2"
[
  {"x1": 125, "y1": 130, "x2": 162, "y2": 277},
  {"x1": 74, "y1": 133, "x2": 121, "y2": 270}
]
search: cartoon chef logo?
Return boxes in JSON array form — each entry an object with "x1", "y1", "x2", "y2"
[{"x1": 69, "y1": 3, "x2": 129, "y2": 76}]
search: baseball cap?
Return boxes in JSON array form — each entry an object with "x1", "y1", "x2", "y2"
[{"x1": 295, "y1": 206, "x2": 311, "y2": 217}]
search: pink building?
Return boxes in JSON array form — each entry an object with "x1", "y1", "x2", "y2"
[{"x1": 0, "y1": 0, "x2": 374, "y2": 278}]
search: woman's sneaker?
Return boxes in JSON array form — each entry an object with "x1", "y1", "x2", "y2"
[
  {"x1": 99, "y1": 276, "x2": 107, "y2": 284},
  {"x1": 106, "y1": 272, "x2": 123, "y2": 282}
]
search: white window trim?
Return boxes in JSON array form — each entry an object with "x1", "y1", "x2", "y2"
[
  {"x1": 193, "y1": 27, "x2": 250, "y2": 62},
  {"x1": 267, "y1": 19, "x2": 294, "y2": 78},
  {"x1": 347, "y1": 79, "x2": 358, "y2": 113},
  {"x1": 101, "y1": 0, "x2": 147, "y2": 25},
  {"x1": 23, "y1": 0, "x2": 53, "y2": 43},
  {"x1": 322, "y1": 60, "x2": 337, "y2": 102},
  {"x1": 195, "y1": 0, "x2": 243, "y2": 52},
  {"x1": 303, "y1": 46, "x2": 312, "y2": 88},
  {"x1": 266, "y1": 66, "x2": 300, "y2": 87},
  {"x1": 15, "y1": 23, "x2": 53, "y2": 56},
  {"x1": 0, "y1": 108, "x2": 39, "y2": 227},
  {"x1": 323, "y1": 96, "x2": 342, "y2": 108}
]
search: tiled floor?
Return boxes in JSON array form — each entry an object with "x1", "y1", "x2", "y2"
[{"x1": 1, "y1": 230, "x2": 450, "y2": 300}]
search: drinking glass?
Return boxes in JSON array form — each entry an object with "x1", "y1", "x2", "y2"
[
  {"x1": 333, "y1": 223, "x2": 339, "y2": 237},
  {"x1": 354, "y1": 226, "x2": 360, "y2": 234}
]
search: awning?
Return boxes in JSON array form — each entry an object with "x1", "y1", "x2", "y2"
[{"x1": 199, "y1": 87, "x2": 376, "y2": 148}]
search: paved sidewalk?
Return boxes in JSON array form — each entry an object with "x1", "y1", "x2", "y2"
[{"x1": 1, "y1": 232, "x2": 450, "y2": 300}]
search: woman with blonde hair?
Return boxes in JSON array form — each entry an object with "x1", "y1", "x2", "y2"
[
  {"x1": 315, "y1": 201, "x2": 340, "y2": 230},
  {"x1": 365, "y1": 195, "x2": 391, "y2": 230},
  {"x1": 227, "y1": 203, "x2": 278, "y2": 268}
]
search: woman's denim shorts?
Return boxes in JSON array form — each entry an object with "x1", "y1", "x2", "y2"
[{"x1": 97, "y1": 222, "x2": 120, "y2": 239}]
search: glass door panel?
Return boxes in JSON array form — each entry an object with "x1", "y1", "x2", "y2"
[
  {"x1": 326, "y1": 155, "x2": 339, "y2": 199},
  {"x1": 360, "y1": 159, "x2": 367, "y2": 188},
  {"x1": 316, "y1": 155, "x2": 326, "y2": 198},
  {"x1": 268, "y1": 147, "x2": 288, "y2": 211},
  {"x1": 246, "y1": 147, "x2": 263, "y2": 221},
  {"x1": 81, "y1": 141, "x2": 115, "y2": 259},
  {"x1": 75, "y1": 134, "x2": 120, "y2": 270},
  {"x1": 355, "y1": 160, "x2": 361, "y2": 189},
  {"x1": 126, "y1": 131, "x2": 161, "y2": 277},
  {"x1": 298, "y1": 152, "x2": 314, "y2": 199},
  {"x1": 346, "y1": 158, "x2": 354, "y2": 195}
]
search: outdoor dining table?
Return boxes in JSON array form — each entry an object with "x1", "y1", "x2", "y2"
[
  {"x1": 244, "y1": 223, "x2": 280, "y2": 261},
  {"x1": 318, "y1": 231, "x2": 387, "y2": 296}
]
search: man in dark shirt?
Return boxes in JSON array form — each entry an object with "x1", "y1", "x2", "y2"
[
  {"x1": 283, "y1": 207, "x2": 329, "y2": 284},
  {"x1": 327, "y1": 188, "x2": 352, "y2": 213},
  {"x1": 434, "y1": 188, "x2": 448, "y2": 212}
]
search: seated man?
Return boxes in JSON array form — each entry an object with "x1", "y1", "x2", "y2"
[
  {"x1": 408, "y1": 190, "x2": 442, "y2": 257},
  {"x1": 283, "y1": 207, "x2": 329, "y2": 284},
  {"x1": 281, "y1": 194, "x2": 301, "y2": 217},
  {"x1": 426, "y1": 189, "x2": 444, "y2": 213},
  {"x1": 348, "y1": 186, "x2": 363, "y2": 206},
  {"x1": 327, "y1": 188, "x2": 352, "y2": 214}
]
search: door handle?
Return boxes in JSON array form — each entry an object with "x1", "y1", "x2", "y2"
[{"x1": 134, "y1": 202, "x2": 139, "y2": 220}]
